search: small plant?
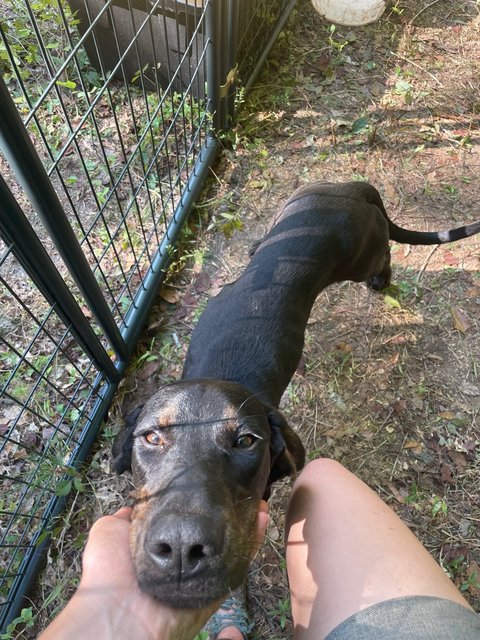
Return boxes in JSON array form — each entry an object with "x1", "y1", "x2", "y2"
[
  {"x1": 207, "y1": 210, "x2": 244, "y2": 239},
  {"x1": 55, "y1": 465, "x2": 85, "y2": 497},
  {"x1": 443, "y1": 554, "x2": 465, "y2": 580},
  {"x1": 384, "y1": 276, "x2": 422, "y2": 304},
  {"x1": 0, "y1": 607, "x2": 34, "y2": 639},
  {"x1": 327, "y1": 24, "x2": 349, "y2": 53},
  {"x1": 390, "y1": 1, "x2": 404, "y2": 15},
  {"x1": 431, "y1": 496, "x2": 448, "y2": 517},
  {"x1": 461, "y1": 570, "x2": 480, "y2": 593},
  {"x1": 394, "y1": 79, "x2": 413, "y2": 104},
  {"x1": 203, "y1": 189, "x2": 244, "y2": 239},
  {"x1": 405, "y1": 482, "x2": 426, "y2": 508},
  {"x1": 268, "y1": 597, "x2": 291, "y2": 630},
  {"x1": 136, "y1": 338, "x2": 160, "y2": 365},
  {"x1": 442, "y1": 183, "x2": 459, "y2": 198}
]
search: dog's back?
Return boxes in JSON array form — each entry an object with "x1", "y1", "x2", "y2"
[
  {"x1": 182, "y1": 182, "x2": 390, "y2": 406},
  {"x1": 182, "y1": 180, "x2": 480, "y2": 406}
]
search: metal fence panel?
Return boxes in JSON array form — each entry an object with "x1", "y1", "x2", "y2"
[{"x1": 0, "y1": 0, "x2": 297, "y2": 630}]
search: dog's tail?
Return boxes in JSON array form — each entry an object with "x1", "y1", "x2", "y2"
[
  {"x1": 387, "y1": 219, "x2": 480, "y2": 245},
  {"x1": 362, "y1": 182, "x2": 480, "y2": 246}
]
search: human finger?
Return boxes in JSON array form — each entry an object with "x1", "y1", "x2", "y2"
[
  {"x1": 112, "y1": 506, "x2": 133, "y2": 521},
  {"x1": 252, "y1": 500, "x2": 269, "y2": 557}
]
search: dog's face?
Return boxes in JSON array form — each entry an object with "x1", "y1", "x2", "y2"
[{"x1": 112, "y1": 379, "x2": 304, "y2": 608}]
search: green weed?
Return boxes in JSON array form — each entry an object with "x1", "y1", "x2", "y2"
[
  {"x1": 444, "y1": 554, "x2": 466, "y2": 580},
  {"x1": 461, "y1": 571, "x2": 480, "y2": 593},
  {"x1": 0, "y1": 607, "x2": 34, "y2": 640},
  {"x1": 405, "y1": 482, "x2": 426, "y2": 508},
  {"x1": 431, "y1": 496, "x2": 448, "y2": 517},
  {"x1": 268, "y1": 598, "x2": 291, "y2": 630}
]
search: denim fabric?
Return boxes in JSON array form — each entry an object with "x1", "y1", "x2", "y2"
[{"x1": 325, "y1": 596, "x2": 480, "y2": 640}]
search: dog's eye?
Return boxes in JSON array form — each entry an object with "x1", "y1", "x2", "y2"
[
  {"x1": 144, "y1": 431, "x2": 164, "y2": 446},
  {"x1": 234, "y1": 434, "x2": 257, "y2": 449}
]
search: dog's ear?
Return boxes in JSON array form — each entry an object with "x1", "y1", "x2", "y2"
[
  {"x1": 267, "y1": 408, "x2": 305, "y2": 488},
  {"x1": 111, "y1": 405, "x2": 144, "y2": 474}
]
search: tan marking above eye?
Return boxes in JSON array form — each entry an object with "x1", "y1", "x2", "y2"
[
  {"x1": 144, "y1": 431, "x2": 164, "y2": 446},
  {"x1": 156, "y1": 404, "x2": 178, "y2": 428}
]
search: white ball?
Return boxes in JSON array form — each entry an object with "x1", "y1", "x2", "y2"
[{"x1": 311, "y1": 0, "x2": 386, "y2": 26}]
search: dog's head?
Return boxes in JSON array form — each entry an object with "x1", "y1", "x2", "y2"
[{"x1": 112, "y1": 378, "x2": 304, "y2": 607}]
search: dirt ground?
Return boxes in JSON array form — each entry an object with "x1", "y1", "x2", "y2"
[{"x1": 32, "y1": 0, "x2": 479, "y2": 637}]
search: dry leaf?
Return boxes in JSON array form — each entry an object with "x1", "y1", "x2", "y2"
[
  {"x1": 393, "y1": 398, "x2": 407, "y2": 414},
  {"x1": 440, "y1": 463, "x2": 453, "y2": 483},
  {"x1": 466, "y1": 286, "x2": 480, "y2": 297},
  {"x1": 361, "y1": 430, "x2": 374, "y2": 441},
  {"x1": 404, "y1": 439, "x2": 421, "y2": 449},
  {"x1": 443, "y1": 251, "x2": 458, "y2": 266},
  {"x1": 438, "y1": 411, "x2": 455, "y2": 420},
  {"x1": 449, "y1": 450, "x2": 467, "y2": 470},
  {"x1": 387, "y1": 482, "x2": 406, "y2": 504},
  {"x1": 160, "y1": 287, "x2": 180, "y2": 304},
  {"x1": 451, "y1": 307, "x2": 471, "y2": 333},
  {"x1": 388, "y1": 353, "x2": 400, "y2": 366},
  {"x1": 138, "y1": 360, "x2": 160, "y2": 381},
  {"x1": 460, "y1": 381, "x2": 480, "y2": 397},
  {"x1": 336, "y1": 341, "x2": 353, "y2": 353}
]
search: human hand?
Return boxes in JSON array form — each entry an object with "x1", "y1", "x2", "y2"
[
  {"x1": 40, "y1": 502, "x2": 269, "y2": 640},
  {"x1": 78, "y1": 506, "x2": 219, "y2": 640}
]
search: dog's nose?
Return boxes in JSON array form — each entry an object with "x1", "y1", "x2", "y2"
[{"x1": 145, "y1": 515, "x2": 222, "y2": 573}]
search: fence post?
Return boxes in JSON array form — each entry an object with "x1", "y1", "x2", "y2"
[
  {"x1": 243, "y1": 0, "x2": 298, "y2": 93},
  {"x1": 205, "y1": 0, "x2": 234, "y2": 133}
]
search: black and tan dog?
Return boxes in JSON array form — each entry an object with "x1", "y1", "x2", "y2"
[{"x1": 113, "y1": 181, "x2": 480, "y2": 608}]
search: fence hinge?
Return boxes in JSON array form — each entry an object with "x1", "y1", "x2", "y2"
[{"x1": 219, "y1": 64, "x2": 238, "y2": 98}]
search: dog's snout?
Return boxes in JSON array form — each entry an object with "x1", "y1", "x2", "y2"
[{"x1": 146, "y1": 515, "x2": 221, "y2": 574}]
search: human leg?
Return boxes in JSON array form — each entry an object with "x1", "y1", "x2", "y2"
[
  {"x1": 203, "y1": 501, "x2": 269, "y2": 640},
  {"x1": 285, "y1": 458, "x2": 474, "y2": 639}
]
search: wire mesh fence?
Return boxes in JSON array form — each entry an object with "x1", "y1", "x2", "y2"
[{"x1": 0, "y1": 0, "x2": 296, "y2": 630}]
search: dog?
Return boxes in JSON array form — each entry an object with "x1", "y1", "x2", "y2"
[{"x1": 113, "y1": 181, "x2": 480, "y2": 608}]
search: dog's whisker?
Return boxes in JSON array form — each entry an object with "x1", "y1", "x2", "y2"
[{"x1": 234, "y1": 496, "x2": 254, "y2": 506}]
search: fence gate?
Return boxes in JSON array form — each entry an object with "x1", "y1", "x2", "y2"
[{"x1": 0, "y1": 0, "x2": 296, "y2": 631}]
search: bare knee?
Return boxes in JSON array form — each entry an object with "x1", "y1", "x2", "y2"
[
  {"x1": 293, "y1": 457, "x2": 349, "y2": 490},
  {"x1": 286, "y1": 458, "x2": 344, "y2": 528}
]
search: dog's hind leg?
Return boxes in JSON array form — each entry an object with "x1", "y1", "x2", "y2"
[
  {"x1": 367, "y1": 248, "x2": 392, "y2": 291},
  {"x1": 248, "y1": 239, "x2": 262, "y2": 256}
]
